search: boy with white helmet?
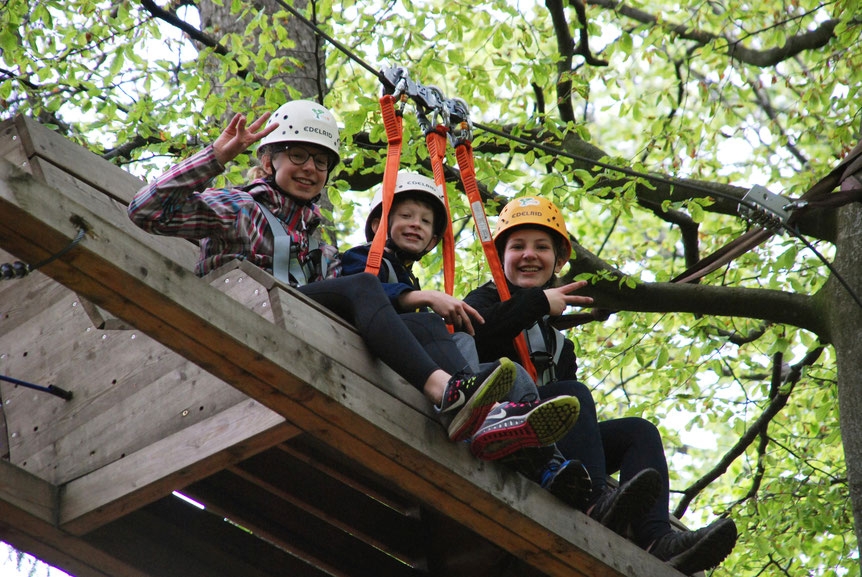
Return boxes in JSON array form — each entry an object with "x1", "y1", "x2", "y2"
[
  {"x1": 342, "y1": 174, "x2": 594, "y2": 504},
  {"x1": 129, "y1": 101, "x2": 517, "y2": 446}
]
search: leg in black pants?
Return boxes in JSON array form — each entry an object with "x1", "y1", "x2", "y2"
[
  {"x1": 600, "y1": 417, "x2": 672, "y2": 548},
  {"x1": 297, "y1": 273, "x2": 450, "y2": 391},
  {"x1": 539, "y1": 380, "x2": 607, "y2": 502},
  {"x1": 400, "y1": 312, "x2": 471, "y2": 376}
]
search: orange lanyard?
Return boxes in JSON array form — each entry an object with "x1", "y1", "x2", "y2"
[
  {"x1": 425, "y1": 129, "x2": 456, "y2": 297},
  {"x1": 454, "y1": 142, "x2": 538, "y2": 381},
  {"x1": 364, "y1": 93, "x2": 403, "y2": 278},
  {"x1": 375, "y1": 68, "x2": 538, "y2": 380}
]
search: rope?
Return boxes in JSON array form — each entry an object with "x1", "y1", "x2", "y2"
[
  {"x1": 1, "y1": 228, "x2": 86, "y2": 281},
  {"x1": 265, "y1": 0, "x2": 862, "y2": 311}
]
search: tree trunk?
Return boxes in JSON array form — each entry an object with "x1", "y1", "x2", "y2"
[
  {"x1": 830, "y1": 201, "x2": 862, "y2": 565},
  {"x1": 197, "y1": 0, "x2": 326, "y2": 101}
]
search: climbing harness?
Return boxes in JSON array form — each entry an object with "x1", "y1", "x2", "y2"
[
  {"x1": 257, "y1": 203, "x2": 327, "y2": 286},
  {"x1": 524, "y1": 319, "x2": 566, "y2": 387},
  {"x1": 369, "y1": 67, "x2": 539, "y2": 380}
]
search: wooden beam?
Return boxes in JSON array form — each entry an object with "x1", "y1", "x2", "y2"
[
  {"x1": 61, "y1": 399, "x2": 300, "y2": 534},
  {"x1": 0, "y1": 457, "x2": 56, "y2": 524},
  {"x1": 0, "y1": 150, "x2": 679, "y2": 577},
  {"x1": 0, "y1": 460, "x2": 152, "y2": 577}
]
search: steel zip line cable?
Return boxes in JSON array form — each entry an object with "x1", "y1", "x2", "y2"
[{"x1": 259, "y1": 0, "x2": 862, "y2": 309}]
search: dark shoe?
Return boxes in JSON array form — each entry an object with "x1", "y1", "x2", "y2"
[
  {"x1": 540, "y1": 459, "x2": 592, "y2": 510},
  {"x1": 587, "y1": 468, "x2": 662, "y2": 536},
  {"x1": 469, "y1": 395, "x2": 580, "y2": 460},
  {"x1": 438, "y1": 358, "x2": 516, "y2": 442},
  {"x1": 649, "y1": 517, "x2": 738, "y2": 575}
]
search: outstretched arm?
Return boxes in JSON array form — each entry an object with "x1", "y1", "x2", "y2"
[{"x1": 397, "y1": 290, "x2": 484, "y2": 335}]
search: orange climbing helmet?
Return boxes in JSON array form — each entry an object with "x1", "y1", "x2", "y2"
[{"x1": 493, "y1": 196, "x2": 571, "y2": 259}]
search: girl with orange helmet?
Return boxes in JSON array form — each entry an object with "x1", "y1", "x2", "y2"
[
  {"x1": 463, "y1": 195, "x2": 737, "y2": 575},
  {"x1": 342, "y1": 173, "x2": 586, "y2": 468}
]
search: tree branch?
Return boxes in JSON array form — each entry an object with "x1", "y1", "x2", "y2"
[
  {"x1": 140, "y1": 0, "x2": 229, "y2": 57},
  {"x1": 545, "y1": 0, "x2": 577, "y2": 123},
  {"x1": 567, "y1": 242, "x2": 829, "y2": 337},
  {"x1": 585, "y1": 0, "x2": 840, "y2": 67},
  {"x1": 673, "y1": 347, "x2": 824, "y2": 518}
]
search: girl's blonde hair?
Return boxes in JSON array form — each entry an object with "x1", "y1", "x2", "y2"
[{"x1": 247, "y1": 148, "x2": 271, "y2": 181}]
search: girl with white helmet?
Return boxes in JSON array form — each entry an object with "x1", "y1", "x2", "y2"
[
  {"x1": 129, "y1": 101, "x2": 518, "y2": 446},
  {"x1": 463, "y1": 195, "x2": 738, "y2": 575}
]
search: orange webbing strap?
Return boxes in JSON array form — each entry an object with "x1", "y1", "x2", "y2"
[
  {"x1": 426, "y1": 129, "x2": 456, "y2": 296},
  {"x1": 454, "y1": 142, "x2": 538, "y2": 381},
  {"x1": 365, "y1": 94, "x2": 403, "y2": 276}
]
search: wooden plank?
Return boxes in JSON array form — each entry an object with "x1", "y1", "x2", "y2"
[
  {"x1": 0, "y1": 289, "x2": 249, "y2": 484},
  {"x1": 0, "y1": 513, "x2": 153, "y2": 577},
  {"x1": 60, "y1": 398, "x2": 300, "y2": 534},
  {"x1": 1, "y1": 263, "x2": 278, "y2": 485},
  {"x1": 231, "y1": 449, "x2": 426, "y2": 567},
  {"x1": 0, "y1": 457, "x2": 56, "y2": 523},
  {"x1": 0, "y1": 256, "x2": 69, "y2": 333},
  {"x1": 278, "y1": 439, "x2": 421, "y2": 518},
  {"x1": 35, "y1": 159, "x2": 199, "y2": 271},
  {"x1": 0, "y1": 139, "x2": 680, "y2": 576},
  {"x1": 0, "y1": 460, "x2": 152, "y2": 577},
  {"x1": 184, "y1": 470, "x2": 418, "y2": 577},
  {"x1": 11, "y1": 115, "x2": 147, "y2": 206},
  {"x1": 0, "y1": 120, "x2": 32, "y2": 178}
]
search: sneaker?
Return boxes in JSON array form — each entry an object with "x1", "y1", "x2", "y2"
[
  {"x1": 438, "y1": 358, "x2": 516, "y2": 442},
  {"x1": 540, "y1": 459, "x2": 592, "y2": 510},
  {"x1": 649, "y1": 517, "x2": 738, "y2": 575},
  {"x1": 587, "y1": 468, "x2": 662, "y2": 536},
  {"x1": 469, "y1": 396, "x2": 581, "y2": 460}
]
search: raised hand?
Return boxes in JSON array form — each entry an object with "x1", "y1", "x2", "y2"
[
  {"x1": 544, "y1": 281, "x2": 594, "y2": 315},
  {"x1": 213, "y1": 112, "x2": 277, "y2": 166}
]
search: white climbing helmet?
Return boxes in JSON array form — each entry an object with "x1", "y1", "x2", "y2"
[
  {"x1": 259, "y1": 100, "x2": 341, "y2": 165},
  {"x1": 365, "y1": 172, "x2": 448, "y2": 241}
]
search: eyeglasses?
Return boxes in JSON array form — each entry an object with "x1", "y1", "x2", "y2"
[{"x1": 274, "y1": 146, "x2": 335, "y2": 171}]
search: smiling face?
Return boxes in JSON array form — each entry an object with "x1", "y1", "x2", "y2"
[
  {"x1": 502, "y1": 227, "x2": 566, "y2": 288},
  {"x1": 371, "y1": 197, "x2": 440, "y2": 257},
  {"x1": 263, "y1": 144, "x2": 333, "y2": 202}
]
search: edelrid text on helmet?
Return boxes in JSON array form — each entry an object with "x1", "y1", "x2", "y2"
[
  {"x1": 494, "y1": 195, "x2": 571, "y2": 259},
  {"x1": 259, "y1": 100, "x2": 341, "y2": 165}
]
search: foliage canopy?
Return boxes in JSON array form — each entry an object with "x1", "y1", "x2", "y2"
[{"x1": 2, "y1": 0, "x2": 861, "y2": 574}]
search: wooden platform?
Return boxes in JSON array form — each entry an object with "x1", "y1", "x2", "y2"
[{"x1": 0, "y1": 115, "x2": 680, "y2": 577}]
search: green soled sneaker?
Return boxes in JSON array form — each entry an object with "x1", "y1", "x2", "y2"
[
  {"x1": 438, "y1": 358, "x2": 516, "y2": 442},
  {"x1": 469, "y1": 395, "x2": 580, "y2": 460}
]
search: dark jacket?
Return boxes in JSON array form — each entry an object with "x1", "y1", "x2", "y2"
[
  {"x1": 463, "y1": 281, "x2": 578, "y2": 380},
  {"x1": 342, "y1": 242, "x2": 422, "y2": 311}
]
